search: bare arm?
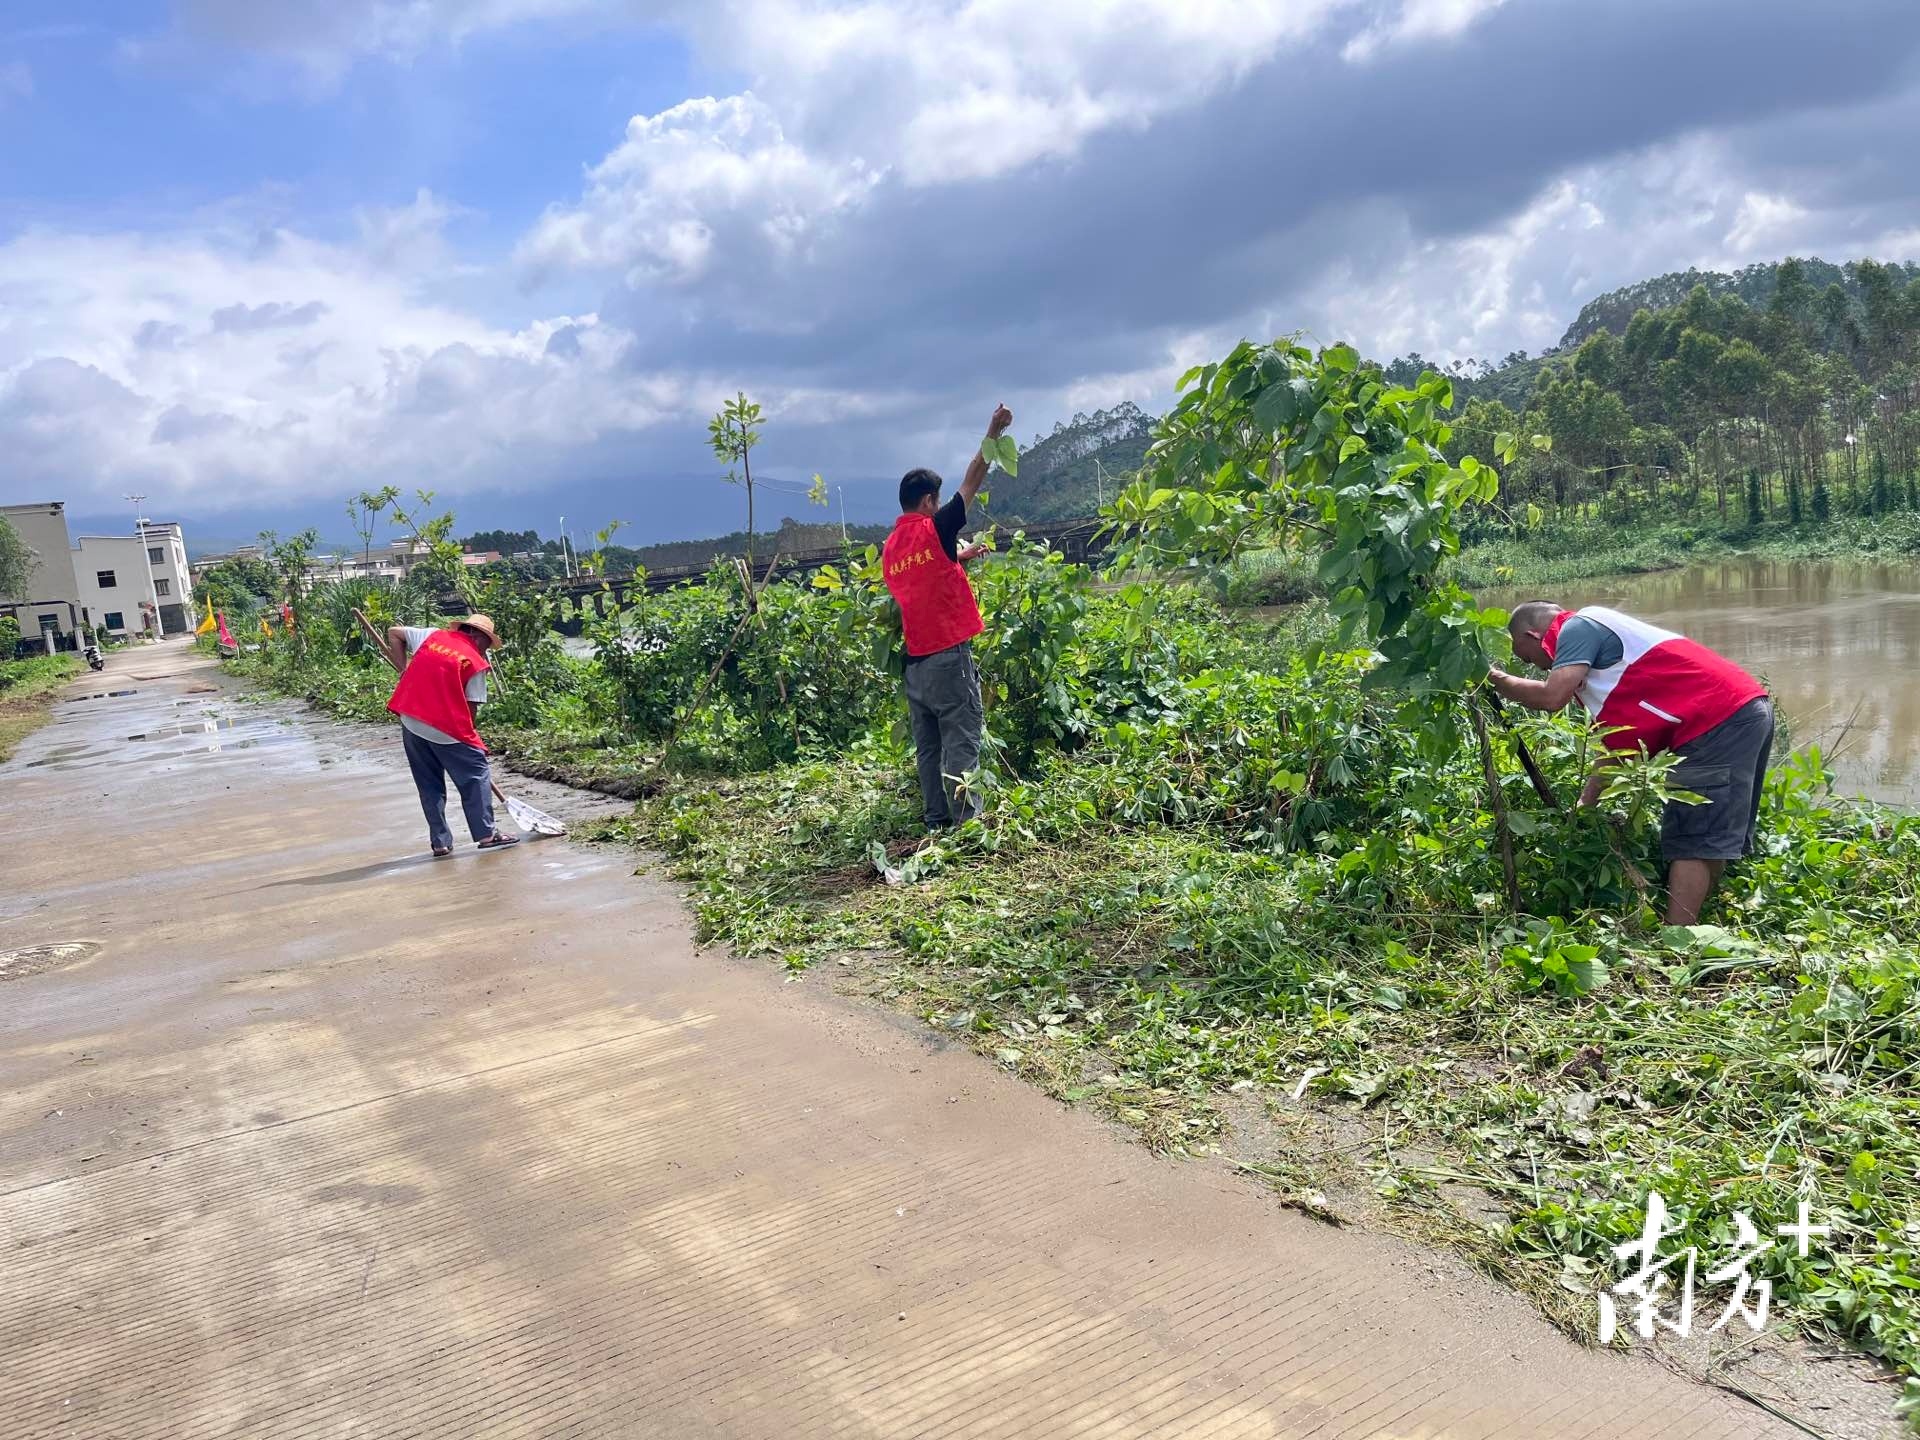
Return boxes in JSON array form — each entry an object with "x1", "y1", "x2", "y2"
[
  {"x1": 1487, "y1": 662, "x2": 1587, "y2": 713},
  {"x1": 384, "y1": 626, "x2": 409, "y2": 674},
  {"x1": 957, "y1": 403, "x2": 1013, "y2": 508},
  {"x1": 1578, "y1": 756, "x2": 1618, "y2": 808}
]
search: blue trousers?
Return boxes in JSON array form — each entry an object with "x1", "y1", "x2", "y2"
[{"x1": 401, "y1": 727, "x2": 495, "y2": 849}]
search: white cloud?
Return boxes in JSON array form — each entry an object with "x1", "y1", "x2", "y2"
[
  {"x1": 716, "y1": 0, "x2": 1349, "y2": 185},
  {"x1": 355, "y1": 188, "x2": 472, "y2": 272},
  {"x1": 1342, "y1": 0, "x2": 1509, "y2": 61},
  {"x1": 519, "y1": 93, "x2": 882, "y2": 285},
  {"x1": 526, "y1": 0, "x2": 1358, "y2": 284},
  {"x1": 0, "y1": 221, "x2": 669, "y2": 512},
  {"x1": 1726, "y1": 191, "x2": 1811, "y2": 256}
]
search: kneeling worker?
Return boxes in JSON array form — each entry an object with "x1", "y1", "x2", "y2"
[
  {"x1": 1487, "y1": 602, "x2": 1771, "y2": 925},
  {"x1": 384, "y1": 615, "x2": 521, "y2": 857},
  {"x1": 882, "y1": 403, "x2": 1010, "y2": 830}
]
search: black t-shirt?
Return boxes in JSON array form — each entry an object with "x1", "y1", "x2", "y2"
[{"x1": 932, "y1": 493, "x2": 967, "y2": 560}]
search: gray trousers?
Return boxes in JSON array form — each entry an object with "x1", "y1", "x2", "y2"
[
  {"x1": 402, "y1": 726, "x2": 495, "y2": 849},
  {"x1": 904, "y1": 643, "x2": 984, "y2": 828}
]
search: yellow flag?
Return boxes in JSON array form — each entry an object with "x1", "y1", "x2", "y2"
[
  {"x1": 260, "y1": 617, "x2": 272, "y2": 637},
  {"x1": 196, "y1": 594, "x2": 216, "y2": 636}
]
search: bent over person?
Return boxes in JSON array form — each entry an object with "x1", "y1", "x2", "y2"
[
  {"x1": 1488, "y1": 602, "x2": 1771, "y2": 925},
  {"x1": 385, "y1": 615, "x2": 520, "y2": 857},
  {"x1": 882, "y1": 403, "x2": 1010, "y2": 830}
]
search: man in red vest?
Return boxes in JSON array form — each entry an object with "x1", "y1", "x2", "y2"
[
  {"x1": 882, "y1": 403, "x2": 1010, "y2": 830},
  {"x1": 383, "y1": 614, "x2": 521, "y2": 857},
  {"x1": 1488, "y1": 602, "x2": 1772, "y2": 925}
]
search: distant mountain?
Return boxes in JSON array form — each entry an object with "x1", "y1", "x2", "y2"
[{"x1": 984, "y1": 401, "x2": 1156, "y2": 523}]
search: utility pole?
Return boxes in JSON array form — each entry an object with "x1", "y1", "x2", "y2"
[
  {"x1": 837, "y1": 485, "x2": 848, "y2": 544},
  {"x1": 1095, "y1": 459, "x2": 1105, "y2": 509},
  {"x1": 558, "y1": 516, "x2": 574, "y2": 579},
  {"x1": 127, "y1": 494, "x2": 164, "y2": 642}
]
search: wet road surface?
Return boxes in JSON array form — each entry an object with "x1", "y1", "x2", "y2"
[{"x1": 0, "y1": 641, "x2": 1795, "y2": 1437}]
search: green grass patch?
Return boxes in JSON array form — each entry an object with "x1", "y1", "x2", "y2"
[{"x1": 0, "y1": 654, "x2": 82, "y2": 763}]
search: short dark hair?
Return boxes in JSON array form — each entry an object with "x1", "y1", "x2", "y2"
[{"x1": 899, "y1": 468, "x2": 942, "y2": 512}]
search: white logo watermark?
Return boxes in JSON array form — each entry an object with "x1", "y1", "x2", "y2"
[{"x1": 1598, "y1": 1189, "x2": 1831, "y2": 1342}]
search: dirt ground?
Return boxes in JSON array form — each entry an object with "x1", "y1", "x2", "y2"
[{"x1": 0, "y1": 639, "x2": 1811, "y2": 1437}]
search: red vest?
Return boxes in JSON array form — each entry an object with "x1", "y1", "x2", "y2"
[
  {"x1": 1543, "y1": 606, "x2": 1764, "y2": 755},
  {"x1": 883, "y1": 513, "x2": 984, "y2": 657},
  {"x1": 387, "y1": 628, "x2": 491, "y2": 750}
]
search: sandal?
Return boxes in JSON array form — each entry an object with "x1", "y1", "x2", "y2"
[
  {"x1": 431, "y1": 845, "x2": 453, "y2": 858},
  {"x1": 477, "y1": 832, "x2": 521, "y2": 850}
]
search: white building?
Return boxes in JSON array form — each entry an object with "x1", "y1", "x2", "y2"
[
  {"x1": 301, "y1": 538, "x2": 433, "y2": 588},
  {"x1": 73, "y1": 522, "x2": 195, "y2": 639},
  {"x1": 0, "y1": 501, "x2": 196, "y2": 650}
]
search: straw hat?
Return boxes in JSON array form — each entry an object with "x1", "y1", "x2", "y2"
[{"x1": 459, "y1": 614, "x2": 500, "y2": 647}]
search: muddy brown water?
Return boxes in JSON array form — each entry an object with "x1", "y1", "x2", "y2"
[{"x1": 1495, "y1": 558, "x2": 1920, "y2": 808}]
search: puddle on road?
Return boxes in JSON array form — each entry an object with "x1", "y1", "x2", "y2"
[
  {"x1": 129, "y1": 720, "x2": 238, "y2": 740},
  {"x1": 25, "y1": 745, "x2": 111, "y2": 767},
  {"x1": 0, "y1": 940, "x2": 102, "y2": 982}
]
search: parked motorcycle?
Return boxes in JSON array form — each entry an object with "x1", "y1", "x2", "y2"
[{"x1": 84, "y1": 642, "x2": 104, "y2": 672}]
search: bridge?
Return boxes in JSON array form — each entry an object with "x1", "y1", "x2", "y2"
[{"x1": 534, "y1": 515, "x2": 1109, "y2": 631}]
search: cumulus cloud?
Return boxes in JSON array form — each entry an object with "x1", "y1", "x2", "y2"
[
  {"x1": 0, "y1": 222, "x2": 670, "y2": 511},
  {"x1": 520, "y1": 93, "x2": 882, "y2": 286},
  {"x1": 523, "y1": 0, "x2": 1380, "y2": 290}
]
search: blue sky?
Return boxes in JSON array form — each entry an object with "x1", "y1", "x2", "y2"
[{"x1": 3, "y1": 0, "x2": 1919, "y2": 551}]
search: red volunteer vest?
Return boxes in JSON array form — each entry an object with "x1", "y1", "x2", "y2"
[
  {"x1": 1543, "y1": 606, "x2": 1764, "y2": 755},
  {"x1": 883, "y1": 512, "x2": 984, "y2": 657},
  {"x1": 387, "y1": 628, "x2": 491, "y2": 750}
]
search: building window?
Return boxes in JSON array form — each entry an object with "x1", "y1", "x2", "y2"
[
  {"x1": 148, "y1": 547, "x2": 164, "y2": 564},
  {"x1": 97, "y1": 570, "x2": 117, "y2": 588},
  {"x1": 104, "y1": 612, "x2": 125, "y2": 630},
  {"x1": 156, "y1": 578, "x2": 171, "y2": 596}
]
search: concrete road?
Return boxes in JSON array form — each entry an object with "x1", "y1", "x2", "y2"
[{"x1": 0, "y1": 642, "x2": 1791, "y2": 1438}]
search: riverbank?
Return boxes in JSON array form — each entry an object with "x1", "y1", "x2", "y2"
[
  {"x1": 0, "y1": 654, "x2": 81, "y2": 763},
  {"x1": 1225, "y1": 512, "x2": 1920, "y2": 605}
]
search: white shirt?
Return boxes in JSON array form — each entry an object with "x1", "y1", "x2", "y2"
[{"x1": 396, "y1": 626, "x2": 488, "y2": 746}]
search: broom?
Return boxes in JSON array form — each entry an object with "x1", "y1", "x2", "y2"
[{"x1": 353, "y1": 609, "x2": 567, "y2": 838}]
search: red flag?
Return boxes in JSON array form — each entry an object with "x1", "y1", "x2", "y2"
[
  {"x1": 216, "y1": 612, "x2": 235, "y2": 648},
  {"x1": 280, "y1": 603, "x2": 295, "y2": 631}
]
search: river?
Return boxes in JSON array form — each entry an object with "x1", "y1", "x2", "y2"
[{"x1": 1509, "y1": 558, "x2": 1920, "y2": 807}]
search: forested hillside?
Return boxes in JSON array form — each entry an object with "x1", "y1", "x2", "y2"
[
  {"x1": 1440, "y1": 255, "x2": 1920, "y2": 522},
  {"x1": 983, "y1": 402, "x2": 1154, "y2": 522}
]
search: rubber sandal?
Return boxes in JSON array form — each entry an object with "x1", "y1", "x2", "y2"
[
  {"x1": 477, "y1": 833, "x2": 520, "y2": 850},
  {"x1": 431, "y1": 846, "x2": 453, "y2": 858}
]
